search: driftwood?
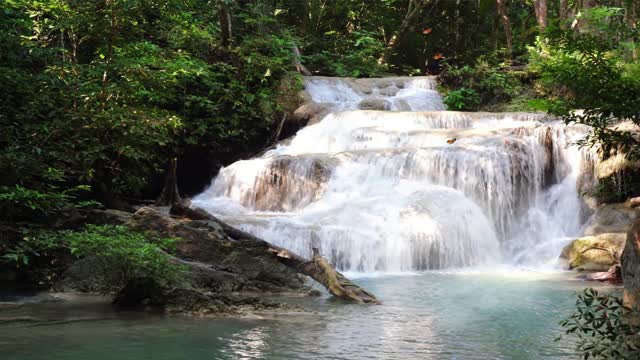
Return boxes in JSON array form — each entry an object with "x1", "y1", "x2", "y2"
[
  {"x1": 170, "y1": 204, "x2": 380, "y2": 304},
  {"x1": 291, "y1": 44, "x2": 312, "y2": 76}
]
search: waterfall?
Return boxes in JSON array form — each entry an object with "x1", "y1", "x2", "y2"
[{"x1": 194, "y1": 76, "x2": 591, "y2": 272}]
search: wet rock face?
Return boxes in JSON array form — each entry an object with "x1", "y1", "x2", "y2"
[
  {"x1": 291, "y1": 102, "x2": 332, "y2": 127},
  {"x1": 582, "y1": 204, "x2": 640, "y2": 236},
  {"x1": 560, "y1": 204, "x2": 640, "y2": 273},
  {"x1": 251, "y1": 157, "x2": 332, "y2": 212},
  {"x1": 559, "y1": 233, "x2": 626, "y2": 271},
  {"x1": 622, "y1": 219, "x2": 640, "y2": 308},
  {"x1": 357, "y1": 99, "x2": 392, "y2": 111}
]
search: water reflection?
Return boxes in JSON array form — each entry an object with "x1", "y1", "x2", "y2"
[
  {"x1": 222, "y1": 327, "x2": 270, "y2": 360},
  {"x1": 0, "y1": 272, "x2": 618, "y2": 360}
]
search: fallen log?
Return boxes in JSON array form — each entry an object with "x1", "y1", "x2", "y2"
[{"x1": 170, "y1": 204, "x2": 380, "y2": 304}]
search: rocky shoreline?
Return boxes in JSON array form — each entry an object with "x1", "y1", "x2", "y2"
[{"x1": 39, "y1": 206, "x2": 320, "y2": 317}]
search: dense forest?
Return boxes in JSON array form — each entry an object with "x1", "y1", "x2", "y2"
[
  {"x1": 2, "y1": 1, "x2": 640, "y2": 358},
  {"x1": 2, "y1": 0, "x2": 639, "y2": 213}
]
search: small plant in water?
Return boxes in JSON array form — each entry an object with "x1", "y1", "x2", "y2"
[{"x1": 557, "y1": 288, "x2": 640, "y2": 359}]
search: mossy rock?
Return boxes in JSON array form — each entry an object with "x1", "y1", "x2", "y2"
[{"x1": 559, "y1": 233, "x2": 626, "y2": 271}]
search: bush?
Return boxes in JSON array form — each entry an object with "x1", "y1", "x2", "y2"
[
  {"x1": 558, "y1": 288, "x2": 640, "y2": 359},
  {"x1": 443, "y1": 88, "x2": 481, "y2": 111},
  {"x1": 0, "y1": 225, "x2": 184, "y2": 292},
  {"x1": 64, "y1": 225, "x2": 184, "y2": 292},
  {"x1": 439, "y1": 57, "x2": 525, "y2": 110}
]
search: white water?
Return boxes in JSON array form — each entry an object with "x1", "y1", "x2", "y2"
[{"x1": 194, "y1": 76, "x2": 592, "y2": 272}]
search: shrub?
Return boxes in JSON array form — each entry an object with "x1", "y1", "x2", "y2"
[
  {"x1": 64, "y1": 225, "x2": 184, "y2": 292},
  {"x1": 443, "y1": 88, "x2": 481, "y2": 111},
  {"x1": 558, "y1": 288, "x2": 640, "y2": 359},
  {"x1": 439, "y1": 58, "x2": 525, "y2": 110},
  {"x1": 0, "y1": 225, "x2": 184, "y2": 292}
]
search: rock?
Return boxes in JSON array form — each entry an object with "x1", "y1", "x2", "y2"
[
  {"x1": 291, "y1": 102, "x2": 332, "y2": 127},
  {"x1": 357, "y1": 98, "x2": 391, "y2": 111},
  {"x1": 622, "y1": 219, "x2": 640, "y2": 309},
  {"x1": 81, "y1": 209, "x2": 133, "y2": 225},
  {"x1": 581, "y1": 204, "x2": 640, "y2": 235},
  {"x1": 596, "y1": 152, "x2": 640, "y2": 179},
  {"x1": 126, "y1": 207, "x2": 306, "y2": 292},
  {"x1": 560, "y1": 233, "x2": 626, "y2": 271},
  {"x1": 54, "y1": 256, "x2": 111, "y2": 293},
  {"x1": 393, "y1": 99, "x2": 411, "y2": 111},
  {"x1": 377, "y1": 87, "x2": 400, "y2": 97},
  {"x1": 625, "y1": 197, "x2": 640, "y2": 208},
  {"x1": 112, "y1": 278, "x2": 165, "y2": 310},
  {"x1": 112, "y1": 278, "x2": 301, "y2": 316}
]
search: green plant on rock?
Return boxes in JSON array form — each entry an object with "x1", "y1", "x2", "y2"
[
  {"x1": 1, "y1": 225, "x2": 184, "y2": 292},
  {"x1": 558, "y1": 288, "x2": 640, "y2": 359},
  {"x1": 64, "y1": 225, "x2": 185, "y2": 292},
  {"x1": 443, "y1": 88, "x2": 481, "y2": 111}
]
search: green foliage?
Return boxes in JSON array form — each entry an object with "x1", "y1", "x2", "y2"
[
  {"x1": 1, "y1": 224, "x2": 184, "y2": 292},
  {"x1": 0, "y1": 0, "x2": 300, "y2": 211},
  {"x1": 64, "y1": 225, "x2": 184, "y2": 292},
  {"x1": 440, "y1": 58, "x2": 525, "y2": 111},
  {"x1": 530, "y1": 7, "x2": 640, "y2": 160},
  {"x1": 304, "y1": 30, "x2": 387, "y2": 77},
  {"x1": 558, "y1": 288, "x2": 640, "y2": 359},
  {"x1": 443, "y1": 88, "x2": 480, "y2": 111},
  {"x1": 1, "y1": 228, "x2": 61, "y2": 268}
]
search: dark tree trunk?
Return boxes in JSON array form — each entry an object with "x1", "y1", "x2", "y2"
[
  {"x1": 534, "y1": 0, "x2": 548, "y2": 31},
  {"x1": 156, "y1": 158, "x2": 181, "y2": 206},
  {"x1": 496, "y1": 0, "x2": 513, "y2": 59},
  {"x1": 218, "y1": 1, "x2": 232, "y2": 48},
  {"x1": 559, "y1": 0, "x2": 569, "y2": 29}
]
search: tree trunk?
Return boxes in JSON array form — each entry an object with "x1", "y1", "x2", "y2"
[
  {"x1": 496, "y1": 0, "x2": 513, "y2": 59},
  {"x1": 627, "y1": 1, "x2": 638, "y2": 61},
  {"x1": 559, "y1": 0, "x2": 569, "y2": 29},
  {"x1": 218, "y1": 1, "x2": 232, "y2": 48},
  {"x1": 381, "y1": 0, "x2": 431, "y2": 64},
  {"x1": 156, "y1": 158, "x2": 181, "y2": 206},
  {"x1": 170, "y1": 204, "x2": 381, "y2": 304},
  {"x1": 534, "y1": 0, "x2": 548, "y2": 31}
]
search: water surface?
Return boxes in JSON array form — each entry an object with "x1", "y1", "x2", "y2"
[{"x1": 0, "y1": 271, "x2": 616, "y2": 359}]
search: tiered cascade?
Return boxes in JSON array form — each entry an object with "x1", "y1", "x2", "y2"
[{"x1": 194, "y1": 77, "x2": 592, "y2": 272}]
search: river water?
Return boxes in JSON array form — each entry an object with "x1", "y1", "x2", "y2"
[{"x1": 0, "y1": 272, "x2": 617, "y2": 360}]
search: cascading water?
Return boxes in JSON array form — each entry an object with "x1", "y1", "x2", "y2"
[{"x1": 193, "y1": 76, "x2": 592, "y2": 272}]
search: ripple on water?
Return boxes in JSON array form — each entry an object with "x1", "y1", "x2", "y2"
[{"x1": 0, "y1": 271, "x2": 619, "y2": 360}]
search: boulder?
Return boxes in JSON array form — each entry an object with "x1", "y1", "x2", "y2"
[
  {"x1": 622, "y1": 219, "x2": 640, "y2": 309},
  {"x1": 291, "y1": 102, "x2": 332, "y2": 127},
  {"x1": 81, "y1": 209, "x2": 133, "y2": 225},
  {"x1": 559, "y1": 233, "x2": 626, "y2": 271},
  {"x1": 126, "y1": 207, "x2": 306, "y2": 292},
  {"x1": 357, "y1": 98, "x2": 392, "y2": 111},
  {"x1": 581, "y1": 203, "x2": 640, "y2": 236},
  {"x1": 54, "y1": 256, "x2": 111, "y2": 293},
  {"x1": 377, "y1": 87, "x2": 400, "y2": 97}
]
